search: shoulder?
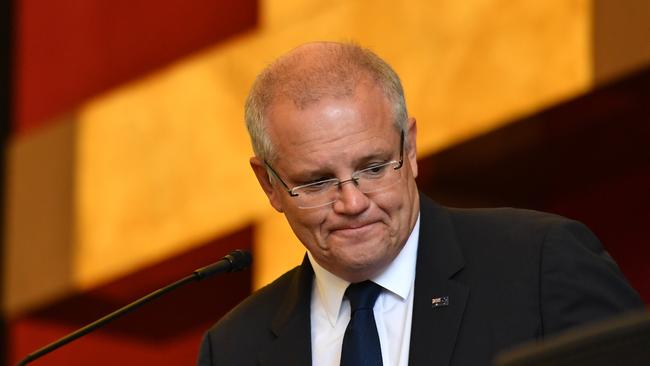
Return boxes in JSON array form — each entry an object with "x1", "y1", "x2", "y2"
[
  {"x1": 420, "y1": 194, "x2": 575, "y2": 234},
  {"x1": 417, "y1": 196, "x2": 590, "y2": 278},
  {"x1": 435, "y1": 202, "x2": 586, "y2": 254},
  {"x1": 428, "y1": 206, "x2": 571, "y2": 279},
  {"x1": 442, "y1": 205, "x2": 615, "y2": 273},
  {"x1": 425, "y1": 201, "x2": 644, "y2": 333},
  {"x1": 447, "y1": 205, "x2": 575, "y2": 232},
  {"x1": 198, "y1": 265, "x2": 306, "y2": 365},
  {"x1": 209, "y1": 265, "x2": 302, "y2": 337},
  {"x1": 441, "y1": 205, "x2": 617, "y2": 262}
]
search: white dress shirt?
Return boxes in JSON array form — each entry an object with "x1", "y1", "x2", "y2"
[{"x1": 308, "y1": 214, "x2": 420, "y2": 366}]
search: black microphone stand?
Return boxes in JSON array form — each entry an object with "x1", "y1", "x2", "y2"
[{"x1": 16, "y1": 250, "x2": 251, "y2": 365}]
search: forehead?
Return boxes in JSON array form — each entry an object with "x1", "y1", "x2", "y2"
[
  {"x1": 266, "y1": 83, "x2": 395, "y2": 141},
  {"x1": 264, "y1": 84, "x2": 400, "y2": 173}
]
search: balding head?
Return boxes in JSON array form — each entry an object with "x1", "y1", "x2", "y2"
[{"x1": 245, "y1": 42, "x2": 408, "y2": 162}]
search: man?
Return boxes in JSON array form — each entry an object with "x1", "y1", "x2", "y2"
[{"x1": 197, "y1": 42, "x2": 643, "y2": 366}]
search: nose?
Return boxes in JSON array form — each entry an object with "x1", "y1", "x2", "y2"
[{"x1": 332, "y1": 179, "x2": 370, "y2": 215}]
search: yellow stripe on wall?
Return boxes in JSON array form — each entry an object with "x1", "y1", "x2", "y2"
[
  {"x1": 6, "y1": 0, "x2": 598, "y2": 313},
  {"x1": 76, "y1": 0, "x2": 593, "y2": 290}
]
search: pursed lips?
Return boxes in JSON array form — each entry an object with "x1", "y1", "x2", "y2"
[{"x1": 329, "y1": 221, "x2": 379, "y2": 235}]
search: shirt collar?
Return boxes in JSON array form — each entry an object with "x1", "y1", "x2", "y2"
[{"x1": 308, "y1": 213, "x2": 421, "y2": 326}]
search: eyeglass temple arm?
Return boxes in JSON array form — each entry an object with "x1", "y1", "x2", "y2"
[
  {"x1": 264, "y1": 161, "x2": 299, "y2": 196},
  {"x1": 264, "y1": 130, "x2": 404, "y2": 196},
  {"x1": 395, "y1": 130, "x2": 405, "y2": 168}
]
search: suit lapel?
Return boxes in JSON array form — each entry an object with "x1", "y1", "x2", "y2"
[
  {"x1": 259, "y1": 256, "x2": 313, "y2": 366},
  {"x1": 409, "y1": 196, "x2": 469, "y2": 366},
  {"x1": 256, "y1": 196, "x2": 468, "y2": 365}
]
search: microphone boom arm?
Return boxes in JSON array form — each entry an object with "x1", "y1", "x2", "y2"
[{"x1": 16, "y1": 249, "x2": 251, "y2": 366}]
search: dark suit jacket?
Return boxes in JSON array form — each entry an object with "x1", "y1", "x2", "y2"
[{"x1": 197, "y1": 195, "x2": 644, "y2": 365}]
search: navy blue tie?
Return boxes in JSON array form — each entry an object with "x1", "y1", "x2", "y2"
[{"x1": 340, "y1": 280, "x2": 383, "y2": 366}]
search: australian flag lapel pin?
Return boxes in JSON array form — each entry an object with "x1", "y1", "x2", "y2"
[{"x1": 431, "y1": 296, "x2": 449, "y2": 308}]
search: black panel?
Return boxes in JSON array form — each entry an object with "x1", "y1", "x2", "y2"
[{"x1": 0, "y1": 0, "x2": 14, "y2": 363}]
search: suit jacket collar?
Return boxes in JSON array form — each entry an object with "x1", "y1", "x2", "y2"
[
  {"x1": 409, "y1": 195, "x2": 469, "y2": 366},
  {"x1": 260, "y1": 256, "x2": 314, "y2": 366},
  {"x1": 260, "y1": 194, "x2": 468, "y2": 366}
]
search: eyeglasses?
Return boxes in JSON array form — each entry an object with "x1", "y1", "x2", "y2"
[{"x1": 265, "y1": 131, "x2": 405, "y2": 209}]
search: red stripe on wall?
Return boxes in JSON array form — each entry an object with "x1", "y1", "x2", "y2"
[{"x1": 13, "y1": 0, "x2": 258, "y2": 134}]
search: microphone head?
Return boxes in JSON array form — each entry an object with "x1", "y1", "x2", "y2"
[{"x1": 225, "y1": 250, "x2": 252, "y2": 272}]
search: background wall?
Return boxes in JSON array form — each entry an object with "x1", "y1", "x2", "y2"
[{"x1": 2, "y1": 0, "x2": 648, "y2": 364}]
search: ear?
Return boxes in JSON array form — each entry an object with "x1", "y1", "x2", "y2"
[
  {"x1": 405, "y1": 117, "x2": 418, "y2": 178},
  {"x1": 250, "y1": 157, "x2": 284, "y2": 212}
]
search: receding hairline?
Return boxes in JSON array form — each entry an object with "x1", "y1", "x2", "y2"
[
  {"x1": 245, "y1": 41, "x2": 409, "y2": 161},
  {"x1": 261, "y1": 42, "x2": 383, "y2": 106}
]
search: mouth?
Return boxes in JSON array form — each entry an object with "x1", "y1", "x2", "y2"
[{"x1": 330, "y1": 221, "x2": 379, "y2": 237}]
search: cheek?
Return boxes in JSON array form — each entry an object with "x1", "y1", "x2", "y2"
[
  {"x1": 284, "y1": 208, "x2": 327, "y2": 241},
  {"x1": 378, "y1": 189, "x2": 413, "y2": 235},
  {"x1": 375, "y1": 190, "x2": 405, "y2": 219}
]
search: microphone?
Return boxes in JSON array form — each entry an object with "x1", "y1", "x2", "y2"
[
  {"x1": 194, "y1": 249, "x2": 252, "y2": 279},
  {"x1": 16, "y1": 249, "x2": 252, "y2": 366}
]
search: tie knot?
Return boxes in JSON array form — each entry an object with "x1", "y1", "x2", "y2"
[{"x1": 345, "y1": 281, "x2": 382, "y2": 312}]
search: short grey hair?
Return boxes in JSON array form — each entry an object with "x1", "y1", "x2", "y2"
[{"x1": 244, "y1": 42, "x2": 408, "y2": 162}]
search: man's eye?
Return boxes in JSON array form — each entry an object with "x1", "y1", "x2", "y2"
[
  {"x1": 365, "y1": 164, "x2": 387, "y2": 174},
  {"x1": 300, "y1": 179, "x2": 333, "y2": 193},
  {"x1": 357, "y1": 163, "x2": 391, "y2": 180}
]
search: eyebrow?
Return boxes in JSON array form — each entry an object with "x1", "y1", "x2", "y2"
[{"x1": 291, "y1": 149, "x2": 395, "y2": 182}]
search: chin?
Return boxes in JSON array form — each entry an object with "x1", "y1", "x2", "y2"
[
  {"x1": 341, "y1": 246, "x2": 390, "y2": 271},
  {"x1": 316, "y1": 235, "x2": 396, "y2": 277},
  {"x1": 340, "y1": 259, "x2": 387, "y2": 282}
]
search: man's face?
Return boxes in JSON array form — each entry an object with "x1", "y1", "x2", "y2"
[{"x1": 251, "y1": 83, "x2": 420, "y2": 282}]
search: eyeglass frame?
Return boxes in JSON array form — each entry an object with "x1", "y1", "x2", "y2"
[{"x1": 264, "y1": 130, "x2": 405, "y2": 203}]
